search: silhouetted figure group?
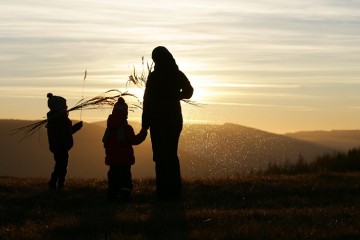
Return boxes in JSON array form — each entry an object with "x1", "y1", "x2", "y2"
[{"x1": 46, "y1": 46, "x2": 193, "y2": 202}]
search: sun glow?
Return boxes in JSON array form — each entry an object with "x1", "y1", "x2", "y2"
[{"x1": 2, "y1": 0, "x2": 360, "y2": 133}]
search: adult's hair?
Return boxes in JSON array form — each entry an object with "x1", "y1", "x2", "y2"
[{"x1": 151, "y1": 46, "x2": 179, "y2": 73}]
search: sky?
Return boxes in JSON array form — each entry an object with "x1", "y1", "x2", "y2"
[{"x1": 1, "y1": 0, "x2": 360, "y2": 133}]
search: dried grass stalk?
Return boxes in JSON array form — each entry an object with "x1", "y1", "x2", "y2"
[
  {"x1": 13, "y1": 55, "x2": 204, "y2": 141},
  {"x1": 127, "y1": 57, "x2": 204, "y2": 107},
  {"x1": 127, "y1": 56, "x2": 153, "y2": 88},
  {"x1": 12, "y1": 89, "x2": 140, "y2": 141}
]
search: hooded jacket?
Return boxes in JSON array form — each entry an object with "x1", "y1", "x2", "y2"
[{"x1": 102, "y1": 113, "x2": 147, "y2": 166}]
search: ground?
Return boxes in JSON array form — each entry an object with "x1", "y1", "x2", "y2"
[{"x1": 1, "y1": 173, "x2": 360, "y2": 240}]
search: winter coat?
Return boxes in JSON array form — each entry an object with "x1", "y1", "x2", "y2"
[
  {"x1": 142, "y1": 70, "x2": 193, "y2": 129},
  {"x1": 46, "y1": 111, "x2": 82, "y2": 153},
  {"x1": 102, "y1": 113, "x2": 147, "y2": 166}
]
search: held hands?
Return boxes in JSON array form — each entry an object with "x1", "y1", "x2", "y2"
[{"x1": 140, "y1": 127, "x2": 148, "y2": 138}]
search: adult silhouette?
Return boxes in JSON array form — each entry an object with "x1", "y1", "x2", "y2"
[{"x1": 142, "y1": 46, "x2": 194, "y2": 200}]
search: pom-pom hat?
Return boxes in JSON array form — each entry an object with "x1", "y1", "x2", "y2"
[
  {"x1": 112, "y1": 97, "x2": 128, "y2": 116},
  {"x1": 47, "y1": 93, "x2": 67, "y2": 111}
]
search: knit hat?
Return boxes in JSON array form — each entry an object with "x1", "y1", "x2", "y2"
[
  {"x1": 112, "y1": 97, "x2": 128, "y2": 116},
  {"x1": 47, "y1": 93, "x2": 67, "y2": 111}
]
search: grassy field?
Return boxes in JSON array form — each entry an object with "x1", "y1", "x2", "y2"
[{"x1": 1, "y1": 173, "x2": 360, "y2": 240}]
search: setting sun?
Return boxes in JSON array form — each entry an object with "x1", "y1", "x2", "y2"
[{"x1": 1, "y1": 0, "x2": 360, "y2": 134}]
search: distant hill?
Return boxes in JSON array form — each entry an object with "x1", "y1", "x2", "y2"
[
  {"x1": 1, "y1": 119, "x2": 336, "y2": 178},
  {"x1": 286, "y1": 130, "x2": 360, "y2": 151},
  {"x1": 179, "y1": 123, "x2": 334, "y2": 176}
]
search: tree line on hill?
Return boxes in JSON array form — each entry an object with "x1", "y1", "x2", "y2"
[{"x1": 263, "y1": 147, "x2": 360, "y2": 175}]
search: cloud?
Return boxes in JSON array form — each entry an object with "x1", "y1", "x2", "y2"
[{"x1": 1, "y1": 0, "x2": 360, "y2": 131}]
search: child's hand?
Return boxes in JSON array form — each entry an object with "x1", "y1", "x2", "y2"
[
  {"x1": 74, "y1": 121, "x2": 83, "y2": 129},
  {"x1": 72, "y1": 121, "x2": 83, "y2": 133},
  {"x1": 140, "y1": 128, "x2": 148, "y2": 137}
]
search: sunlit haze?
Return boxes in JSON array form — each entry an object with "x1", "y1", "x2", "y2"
[{"x1": 1, "y1": 0, "x2": 360, "y2": 133}]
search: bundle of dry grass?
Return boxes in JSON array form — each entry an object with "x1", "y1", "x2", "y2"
[
  {"x1": 13, "y1": 56, "x2": 203, "y2": 141},
  {"x1": 127, "y1": 57, "x2": 204, "y2": 107},
  {"x1": 12, "y1": 89, "x2": 140, "y2": 141},
  {"x1": 127, "y1": 57, "x2": 153, "y2": 88},
  {"x1": 71, "y1": 89, "x2": 140, "y2": 112}
]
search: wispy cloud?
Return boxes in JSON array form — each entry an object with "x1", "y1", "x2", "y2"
[{"x1": 1, "y1": 0, "x2": 360, "y2": 131}]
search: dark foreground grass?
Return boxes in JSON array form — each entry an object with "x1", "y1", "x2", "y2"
[{"x1": 1, "y1": 173, "x2": 360, "y2": 240}]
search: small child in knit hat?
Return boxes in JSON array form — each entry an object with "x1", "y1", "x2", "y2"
[
  {"x1": 46, "y1": 93, "x2": 83, "y2": 189},
  {"x1": 102, "y1": 97, "x2": 147, "y2": 202}
]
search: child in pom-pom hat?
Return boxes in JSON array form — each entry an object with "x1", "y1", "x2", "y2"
[
  {"x1": 102, "y1": 97, "x2": 147, "y2": 202},
  {"x1": 46, "y1": 93, "x2": 83, "y2": 189}
]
